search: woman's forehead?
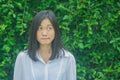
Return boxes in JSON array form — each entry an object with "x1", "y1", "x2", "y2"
[
  {"x1": 40, "y1": 18, "x2": 52, "y2": 25},
  {"x1": 41, "y1": 18, "x2": 51, "y2": 22}
]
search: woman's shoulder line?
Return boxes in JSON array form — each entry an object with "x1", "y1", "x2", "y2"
[
  {"x1": 17, "y1": 50, "x2": 28, "y2": 57},
  {"x1": 62, "y1": 49, "x2": 74, "y2": 58}
]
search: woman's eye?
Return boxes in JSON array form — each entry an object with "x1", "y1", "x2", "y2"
[
  {"x1": 38, "y1": 27, "x2": 42, "y2": 30},
  {"x1": 48, "y1": 27, "x2": 53, "y2": 30},
  {"x1": 48, "y1": 27, "x2": 52, "y2": 30}
]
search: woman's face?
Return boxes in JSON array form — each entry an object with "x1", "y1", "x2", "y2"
[{"x1": 37, "y1": 18, "x2": 55, "y2": 46}]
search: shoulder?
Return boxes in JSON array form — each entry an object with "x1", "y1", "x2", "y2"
[
  {"x1": 16, "y1": 50, "x2": 29, "y2": 61},
  {"x1": 62, "y1": 50, "x2": 76, "y2": 66},
  {"x1": 63, "y1": 49, "x2": 74, "y2": 57},
  {"x1": 63, "y1": 49, "x2": 75, "y2": 61}
]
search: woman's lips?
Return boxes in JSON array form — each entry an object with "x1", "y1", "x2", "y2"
[{"x1": 41, "y1": 38, "x2": 49, "y2": 40}]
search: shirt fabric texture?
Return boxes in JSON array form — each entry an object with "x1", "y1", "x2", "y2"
[{"x1": 13, "y1": 50, "x2": 76, "y2": 80}]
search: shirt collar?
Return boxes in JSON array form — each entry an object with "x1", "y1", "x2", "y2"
[
  {"x1": 36, "y1": 49, "x2": 70, "y2": 63},
  {"x1": 36, "y1": 52, "x2": 45, "y2": 63}
]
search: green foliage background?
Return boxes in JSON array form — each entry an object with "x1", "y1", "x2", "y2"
[{"x1": 0, "y1": 0, "x2": 120, "y2": 80}]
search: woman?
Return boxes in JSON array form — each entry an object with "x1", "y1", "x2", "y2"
[{"x1": 13, "y1": 10, "x2": 76, "y2": 80}]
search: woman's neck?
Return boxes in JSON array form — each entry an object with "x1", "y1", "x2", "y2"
[
  {"x1": 38, "y1": 44, "x2": 52, "y2": 63},
  {"x1": 38, "y1": 44, "x2": 52, "y2": 55}
]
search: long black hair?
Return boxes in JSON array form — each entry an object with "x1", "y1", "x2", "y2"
[{"x1": 28, "y1": 10, "x2": 66, "y2": 61}]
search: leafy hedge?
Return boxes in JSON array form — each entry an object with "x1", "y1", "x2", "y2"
[{"x1": 0, "y1": 0, "x2": 120, "y2": 80}]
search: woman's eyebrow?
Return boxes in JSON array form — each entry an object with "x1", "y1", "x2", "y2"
[
  {"x1": 47, "y1": 24, "x2": 53, "y2": 26},
  {"x1": 40, "y1": 24, "x2": 53, "y2": 26}
]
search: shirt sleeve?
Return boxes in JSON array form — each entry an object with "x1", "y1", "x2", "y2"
[
  {"x1": 13, "y1": 52, "x2": 23, "y2": 80},
  {"x1": 66, "y1": 55, "x2": 76, "y2": 80}
]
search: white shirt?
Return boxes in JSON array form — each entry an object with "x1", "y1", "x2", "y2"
[{"x1": 13, "y1": 50, "x2": 76, "y2": 80}]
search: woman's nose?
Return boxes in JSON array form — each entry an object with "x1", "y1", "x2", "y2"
[{"x1": 42, "y1": 30, "x2": 48, "y2": 36}]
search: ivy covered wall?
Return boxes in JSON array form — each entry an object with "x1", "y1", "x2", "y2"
[{"x1": 0, "y1": 0, "x2": 120, "y2": 80}]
